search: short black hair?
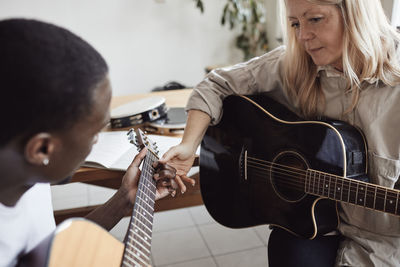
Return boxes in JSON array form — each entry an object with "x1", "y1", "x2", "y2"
[{"x1": 0, "y1": 18, "x2": 108, "y2": 147}]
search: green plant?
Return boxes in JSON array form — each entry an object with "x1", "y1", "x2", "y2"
[{"x1": 194, "y1": 0, "x2": 268, "y2": 60}]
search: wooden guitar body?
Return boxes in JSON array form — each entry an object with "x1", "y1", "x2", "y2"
[
  {"x1": 200, "y1": 94, "x2": 368, "y2": 239},
  {"x1": 18, "y1": 219, "x2": 124, "y2": 267}
]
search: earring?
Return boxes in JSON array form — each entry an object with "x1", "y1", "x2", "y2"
[{"x1": 43, "y1": 158, "x2": 49, "y2": 166}]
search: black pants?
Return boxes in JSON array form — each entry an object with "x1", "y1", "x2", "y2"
[{"x1": 268, "y1": 228, "x2": 342, "y2": 267}]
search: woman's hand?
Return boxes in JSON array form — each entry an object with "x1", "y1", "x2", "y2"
[
  {"x1": 152, "y1": 161, "x2": 178, "y2": 200},
  {"x1": 157, "y1": 143, "x2": 197, "y2": 195}
]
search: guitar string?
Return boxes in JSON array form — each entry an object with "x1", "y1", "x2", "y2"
[
  {"x1": 247, "y1": 160, "x2": 397, "y2": 200},
  {"x1": 246, "y1": 157, "x2": 399, "y2": 198},
  {"x1": 247, "y1": 163, "x2": 397, "y2": 204},
  {"x1": 123, "y1": 150, "x2": 157, "y2": 265},
  {"x1": 131, "y1": 151, "x2": 156, "y2": 262},
  {"x1": 249, "y1": 169, "x2": 399, "y2": 213},
  {"x1": 247, "y1": 161, "x2": 396, "y2": 200}
]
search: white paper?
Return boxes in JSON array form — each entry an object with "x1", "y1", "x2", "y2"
[{"x1": 83, "y1": 131, "x2": 198, "y2": 171}]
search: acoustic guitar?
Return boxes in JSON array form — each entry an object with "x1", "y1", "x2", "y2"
[
  {"x1": 18, "y1": 128, "x2": 159, "y2": 267},
  {"x1": 200, "y1": 94, "x2": 400, "y2": 239}
]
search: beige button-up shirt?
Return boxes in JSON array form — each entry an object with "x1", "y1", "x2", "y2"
[{"x1": 187, "y1": 46, "x2": 400, "y2": 266}]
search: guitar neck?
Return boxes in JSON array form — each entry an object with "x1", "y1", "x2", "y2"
[
  {"x1": 121, "y1": 150, "x2": 158, "y2": 267},
  {"x1": 306, "y1": 169, "x2": 400, "y2": 216}
]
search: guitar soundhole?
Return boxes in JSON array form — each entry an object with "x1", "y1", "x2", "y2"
[{"x1": 270, "y1": 151, "x2": 308, "y2": 202}]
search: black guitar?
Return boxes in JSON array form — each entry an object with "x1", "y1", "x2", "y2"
[{"x1": 200, "y1": 94, "x2": 400, "y2": 239}]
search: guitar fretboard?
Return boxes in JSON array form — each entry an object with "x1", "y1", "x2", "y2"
[
  {"x1": 305, "y1": 169, "x2": 400, "y2": 216},
  {"x1": 121, "y1": 151, "x2": 158, "y2": 267}
]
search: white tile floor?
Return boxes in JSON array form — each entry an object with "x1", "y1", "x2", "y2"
[{"x1": 51, "y1": 183, "x2": 271, "y2": 267}]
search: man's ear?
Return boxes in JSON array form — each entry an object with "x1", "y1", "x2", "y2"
[{"x1": 24, "y1": 133, "x2": 56, "y2": 166}]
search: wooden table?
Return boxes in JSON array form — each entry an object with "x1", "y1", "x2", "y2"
[{"x1": 53, "y1": 89, "x2": 203, "y2": 224}]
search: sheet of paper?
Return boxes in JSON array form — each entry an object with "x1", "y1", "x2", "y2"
[{"x1": 83, "y1": 131, "x2": 199, "y2": 171}]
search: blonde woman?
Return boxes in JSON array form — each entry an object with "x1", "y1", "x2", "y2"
[{"x1": 161, "y1": 0, "x2": 400, "y2": 266}]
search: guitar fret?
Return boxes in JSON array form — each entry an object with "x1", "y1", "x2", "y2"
[
  {"x1": 328, "y1": 175, "x2": 333, "y2": 199},
  {"x1": 396, "y1": 191, "x2": 399, "y2": 215},
  {"x1": 136, "y1": 202, "x2": 154, "y2": 220},
  {"x1": 375, "y1": 188, "x2": 385, "y2": 212},
  {"x1": 383, "y1": 190, "x2": 388, "y2": 212},
  {"x1": 124, "y1": 245, "x2": 150, "y2": 265},
  {"x1": 122, "y1": 259, "x2": 146, "y2": 267},
  {"x1": 385, "y1": 190, "x2": 397, "y2": 214},
  {"x1": 133, "y1": 209, "x2": 153, "y2": 230},
  {"x1": 127, "y1": 232, "x2": 152, "y2": 250},
  {"x1": 124, "y1": 249, "x2": 149, "y2": 266},
  {"x1": 138, "y1": 185, "x2": 156, "y2": 198},
  {"x1": 129, "y1": 226, "x2": 152, "y2": 242},
  {"x1": 310, "y1": 171, "x2": 315, "y2": 194},
  {"x1": 348, "y1": 180, "x2": 356, "y2": 204},
  {"x1": 358, "y1": 184, "x2": 366, "y2": 206},
  {"x1": 324, "y1": 174, "x2": 330, "y2": 198},
  {"x1": 132, "y1": 210, "x2": 153, "y2": 232},
  {"x1": 310, "y1": 170, "x2": 314, "y2": 193},
  {"x1": 355, "y1": 182, "x2": 360, "y2": 205},
  {"x1": 123, "y1": 257, "x2": 144, "y2": 267},
  {"x1": 137, "y1": 195, "x2": 155, "y2": 209},
  {"x1": 317, "y1": 172, "x2": 322, "y2": 196},
  {"x1": 314, "y1": 171, "x2": 318, "y2": 195},
  {"x1": 340, "y1": 178, "x2": 344, "y2": 201},
  {"x1": 127, "y1": 234, "x2": 151, "y2": 253},
  {"x1": 363, "y1": 184, "x2": 367, "y2": 207},
  {"x1": 333, "y1": 175, "x2": 338, "y2": 200},
  {"x1": 373, "y1": 186, "x2": 377, "y2": 210},
  {"x1": 306, "y1": 170, "x2": 311, "y2": 193},
  {"x1": 365, "y1": 185, "x2": 375, "y2": 209},
  {"x1": 130, "y1": 219, "x2": 152, "y2": 243},
  {"x1": 341, "y1": 178, "x2": 349, "y2": 202}
]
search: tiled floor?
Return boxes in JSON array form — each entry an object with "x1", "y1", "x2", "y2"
[{"x1": 51, "y1": 183, "x2": 271, "y2": 267}]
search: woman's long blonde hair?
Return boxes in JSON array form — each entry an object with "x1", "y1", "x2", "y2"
[{"x1": 281, "y1": 0, "x2": 400, "y2": 117}]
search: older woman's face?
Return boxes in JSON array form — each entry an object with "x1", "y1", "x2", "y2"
[{"x1": 286, "y1": 0, "x2": 344, "y2": 70}]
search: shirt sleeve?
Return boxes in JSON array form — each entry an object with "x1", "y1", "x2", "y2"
[{"x1": 186, "y1": 45, "x2": 288, "y2": 125}]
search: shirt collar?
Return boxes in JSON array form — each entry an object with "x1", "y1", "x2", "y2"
[
  {"x1": 317, "y1": 65, "x2": 343, "y2": 78},
  {"x1": 317, "y1": 65, "x2": 377, "y2": 84}
]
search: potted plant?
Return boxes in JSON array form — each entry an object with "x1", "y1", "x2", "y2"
[{"x1": 194, "y1": 0, "x2": 268, "y2": 60}]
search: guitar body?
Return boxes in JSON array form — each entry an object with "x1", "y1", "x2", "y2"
[
  {"x1": 18, "y1": 219, "x2": 125, "y2": 267},
  {"x1": 200, "y1": 94, "x2": 368, "y2": 239}
]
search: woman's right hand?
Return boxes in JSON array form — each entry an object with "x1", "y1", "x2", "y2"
[
  {"x1": 159, "y1": 109, "x2": 212, "y2": 194},
  {"x1": 158, "y1": 143, "x2": 197, "y2": 194}
]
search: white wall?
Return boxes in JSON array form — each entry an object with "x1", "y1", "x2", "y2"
[
  {"x1": 391, "y1": 0, "x2": 400, "y2": 27},
  {"x1": 381, "y1": 0, "x2": 394, "y2": 20},
  {"x1": 0, "y1": 0, "x2": 243, "y2": 96}
]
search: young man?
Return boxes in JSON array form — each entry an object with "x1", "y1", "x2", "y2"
[{"x1": 0, "y1": 18, "x2": 190, "y2": 267}]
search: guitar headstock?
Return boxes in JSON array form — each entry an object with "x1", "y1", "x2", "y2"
[{"x1": 127, "y1": 128, "x2": 159, "y2": 156}]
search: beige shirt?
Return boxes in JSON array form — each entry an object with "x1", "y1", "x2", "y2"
[{"x1": 187, "y1": 46, "x2": 400, "y2": 266}]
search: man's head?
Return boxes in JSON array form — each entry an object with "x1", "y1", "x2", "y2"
[{"x1": 0, "y1": 19, "x2": 111, "y2": 205}]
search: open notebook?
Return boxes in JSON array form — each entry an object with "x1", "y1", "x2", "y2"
[{"x1": 83, "y1": 131, "x2": 194, "y2": 171}]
